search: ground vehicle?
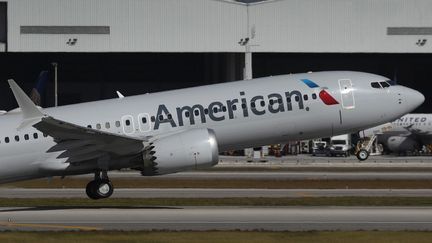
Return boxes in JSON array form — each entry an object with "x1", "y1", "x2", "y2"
[
  {"x1": 312, "y1": 141, "x2": 330, "y2": 156},
  {"x1": 329, "y1": 134, "x2": 351, "y2": 157}
]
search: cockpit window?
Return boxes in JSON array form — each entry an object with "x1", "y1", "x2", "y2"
[
  {"x1": 371, "y1": 82, "x2": 381, "y2": 89},
  {"x1": 380, "y1": 81, "x2": 390, "y2": 88}
]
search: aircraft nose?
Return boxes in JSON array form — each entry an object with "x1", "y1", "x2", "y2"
[{"x1": 400, "y1": 86, "x2": 425, "y2": 111}]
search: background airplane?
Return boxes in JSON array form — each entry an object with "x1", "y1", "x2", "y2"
[
  {"x1": 0, "y1": 71, "x2": 424, "y2": 199},
  {"x1": 363, "y1": 114, "x2": 432, "y2": 154}
]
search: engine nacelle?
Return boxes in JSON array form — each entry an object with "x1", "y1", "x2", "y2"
[
  {"x1": 141, "y1": 128, "x2": 219, "y2": 175},
  {"x1": 386, "y1": 136, "x2": 419, "y2": 153}
]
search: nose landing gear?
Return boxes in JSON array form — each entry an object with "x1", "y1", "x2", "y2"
[{"x1": 86, "y1": 171, "x2": 114, "y2": 200}]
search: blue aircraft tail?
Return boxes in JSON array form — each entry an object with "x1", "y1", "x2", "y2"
[{"x1": 30, "y1": 71, "x2": 49, "y2": 106}]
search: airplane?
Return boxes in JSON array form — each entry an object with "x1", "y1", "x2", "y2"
[
  {"x1": 363, "y1": 113, "x2": 432, "y2": 154},
  {"x1": 0, "y1": 71, "x2": 424, "y2": 199}
]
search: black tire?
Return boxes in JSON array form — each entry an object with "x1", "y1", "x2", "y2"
[
  {"x1": 356, "y1": 149, "x2": 369, "y2": 161},
  {"x1": 94, "y1": 179, "x2": 114, "y2": 199},
  {"x1": 86, "y1": 180, "x2": 100, "y2": 200}
]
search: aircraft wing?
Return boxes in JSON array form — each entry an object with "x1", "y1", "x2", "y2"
[
  {"x1": 34, "y1": 116, "x2": 145, "y2": 163},
  {"x1": 8, "y1": 79, "x2": 146, "y2": 164}
]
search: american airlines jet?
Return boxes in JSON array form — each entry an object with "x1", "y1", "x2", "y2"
[{"x1": 0, "y1": 71, "x2": 424, "y2": 199}]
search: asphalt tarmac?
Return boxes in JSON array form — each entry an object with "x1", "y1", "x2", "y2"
[
  {"x1": 1, "y1": 188, "x2": 432, "y2": 198},
  {"x1": 0, "y1": 207, "x2": 431, "y2": 231}
]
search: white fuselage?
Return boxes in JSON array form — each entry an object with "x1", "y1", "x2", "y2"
[{"x1": 0, "y1": 71, "x2": 424, "y2": 183}]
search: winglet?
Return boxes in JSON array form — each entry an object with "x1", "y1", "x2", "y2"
[
  {"x1": 116, "y1": 91, "x2": 125, "y2": 99},
  {"x1": 8, "y1": 79, "x2": 44, "y2": 129}
]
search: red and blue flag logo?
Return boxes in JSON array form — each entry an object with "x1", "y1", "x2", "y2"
[{"x1": 301, "y1": 79, "x2": 339, "y2": 106}]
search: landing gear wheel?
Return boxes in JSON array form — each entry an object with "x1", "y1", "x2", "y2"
[
  {"x1": 95, "y1": 179, "x2": 114, "y2": 199},
  {"x1": 356, "y1": 149, "x2": 369, "y2": 161},
  {"x1": 86, "y1": 180, "x2": 99, "y2": 200},
  {"x1": 86, "y1": 179, "x2": 114, "y2": 200}
]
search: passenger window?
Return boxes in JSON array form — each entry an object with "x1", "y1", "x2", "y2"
[
  {"x1": 304, "y1": 94, "x2": 308, "y2": 101},
  {"x1": 371, "y1": 82, "x2": 381, "y2": 89},
  {"x1": 87, "y1": 125, "x2": 92, "y2": 128},
  {"x1": 241, "y1": 104, "x2": 247, "y2": 109},
  {"x1": 204, "y1": 108, "x2": 209, "y2": 115},
  {"x1": 168, "y1": 114, "x2": 173, "y2": 120},
  {"x1": 5, "y1": 137, "x2": 9, "y2": 143},
  {"x1": 295, "y1": 96, "x2": 300, "y2": 102},
  {"x1": 33, "y1": 133, "x2": 38, "y2": 139},
  {"x1": 44, "y1": 134, "x2": 48, "y2": 137},
  {"x1": 125, "y1": 120, "x2": 130, "y2": 126},
  {"x1": 158, "y1": 115, "x2": 164, "y2": 121},
  {"x1": 15, "y1": 136, "x2": 19, "y2": 142},
  {"x1": 194, "y1": 110, "x2": 199, "y2": 116},
  {"x1": 151, "y1": 116, "x2": 156, "y2": 122},
  {"x1": 269, "y1": 100, "x2": 274, "y2": 105},
  {"x1": 222, "y1": 106, "x2": 227, "y2": 112},
  {"x1": 105, "y1": 122, "x2": 110, "y2": 129},
  {"x1": 24, "y1": 134, "x2": 29, "y2": 140},
  {"x1": 115, "y1": 121, "x2": 121, "y2": 127},
  {"x1": 287, "y1": 97, "x2": 291, "y2": 103},
  {"x1": 312, "y1": 93, "x2": 317, "y2": 100},
  {"x1": 213, "y1": 107, "x2": 218, "y2": 113},
  {"x1": 260, "y1": 101, "x2": 265, "y2": 107},
  {"x1": 251, "y1": 102, "x2": 256, "y2": 108},
  {"x1": 142, "y1": 117, "x2": 147, "y2": 124},
  {"x1": 96, "y1": 124, "x2": 102, "y2": 129},
  {"x1": 232, "y1": 105, "x2": 237, "y2": 111},
  {"x1": 185, "y1": 112, "x2": 190, "y2": 118}
]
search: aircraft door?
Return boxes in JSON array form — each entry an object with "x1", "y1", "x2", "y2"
[
  {"x1": 338, "y1": 79, "x2": 355, "y2": 109},
  {"x1": 121, "y1": 115, "x2": 135, "y2": 135},
  {"x1": 138, "y1": 113, "x2": 151, "y2": 133}
]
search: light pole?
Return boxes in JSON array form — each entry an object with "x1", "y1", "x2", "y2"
[{"x1": 51, "y1": 62, "x2": 58, "y2": 107}]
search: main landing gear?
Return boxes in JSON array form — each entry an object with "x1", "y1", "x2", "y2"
[{"x1": 86, "y1": 171, "x2": 114, "y2": 200}]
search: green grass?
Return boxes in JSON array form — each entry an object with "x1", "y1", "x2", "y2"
[
  {"x1": 1, "y1": 231, "x2": 432, "y2": 243},
  {"x1": 2, "y1": 197, "x2": 432, "y2": 207},
  {"x1": 4, "y1": 178, "x2": 432, "y2": 189}
]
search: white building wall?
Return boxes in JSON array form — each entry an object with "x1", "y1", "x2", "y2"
[
  {"x1": 4, "y1": 0, "x2": 432, "y2": 53},
  {"x1": 7, "y1": 0, "x2": 247, "y2": 52},
  {"x1": 249, "y1": 0, "x2": 432, "y2": 53}
]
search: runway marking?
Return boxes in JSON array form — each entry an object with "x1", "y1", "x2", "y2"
[{"x1": 0, "y1": 222, "x2": 102, "y2": 231}]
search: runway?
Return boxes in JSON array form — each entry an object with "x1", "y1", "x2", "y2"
[
  {"x1": 77, "y1": 171, "x2": 432, "y2": 180},
  {"x1": 1, "y1": 188, "x2": 432, "y2": 198},
  {"x1": 1, "y1": 207, "x2": 432, "y2": 231}
]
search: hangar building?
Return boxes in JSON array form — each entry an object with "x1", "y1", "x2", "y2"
[{"x1": 0, "y1": 0, "x2": 430, "y2": 112}]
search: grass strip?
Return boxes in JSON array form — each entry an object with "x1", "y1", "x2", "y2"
[
  {"x1": 4, "y1": 178, "x2": 432, "y2": 189},
  {"x1": 2, "y1": 197, "x2": 432, "y2": 207},
  {"x1": 1, "y1": 231, "x2": 432, "y2": 243}
]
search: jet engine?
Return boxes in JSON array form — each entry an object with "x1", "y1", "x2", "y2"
[
  {"x1": 140, "y1": 128, "x2": 219, "y2": 175},
  {"x1": 386, "y1": 136, "x2": 419, "y2": 153}
]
